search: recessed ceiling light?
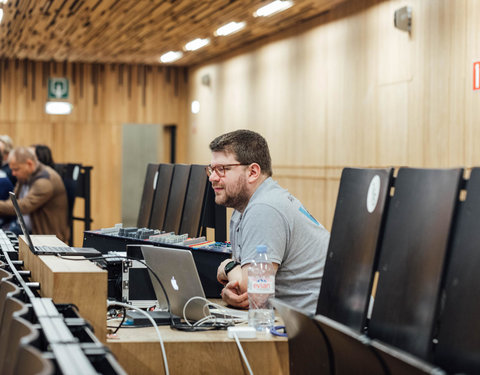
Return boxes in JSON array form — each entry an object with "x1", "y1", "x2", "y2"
[
  {"x1": 214, "y1": 21, "x2": 246, "y2": 36},
  {"x1": 45, "y1": 102, "x2": 73, "y2": 115},
  {"x1": 191, "y1": 100, "x2": 200, "y2": 114},
  {"x1": 254, "y1": 0, "x2": 293, "y2": 17},
  {"x1": 160, "y1": 51, "x2": 183, "y2": 63},
  {"x1": 185, "y1": 38, "x2": 210, "y2": 51}
]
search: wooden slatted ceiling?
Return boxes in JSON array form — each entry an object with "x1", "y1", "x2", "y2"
[{"x1": 0, "y1": 0, "x2": 347, "y2": 66}]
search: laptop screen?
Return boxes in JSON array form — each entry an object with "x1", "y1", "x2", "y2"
[{"x1": 9, "y1": 192, "x2": 36, "y2": 253}]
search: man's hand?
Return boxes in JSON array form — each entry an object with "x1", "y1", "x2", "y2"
[
  {"x1": 221, "y1": 280, "x2": 249, "y2": 309},
  {"x1": 217, "y1": 258, "x2": 233, "y2": 285}
]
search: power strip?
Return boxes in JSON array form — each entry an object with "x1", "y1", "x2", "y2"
[{"x1": 227, "y1": 326, "x2": 257, "y2": 339}]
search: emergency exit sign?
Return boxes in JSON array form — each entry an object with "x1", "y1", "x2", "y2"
[
  {"x1": 48, "y1": 78, "x2": 69, "y2": 99},
  {"x1": 474, "y1": 62, "x2": 480, "y2": 90}
]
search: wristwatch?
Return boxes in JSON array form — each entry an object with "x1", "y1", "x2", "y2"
[{"x1": 224, "y1": 260, "x2": 240, "y2": 275}]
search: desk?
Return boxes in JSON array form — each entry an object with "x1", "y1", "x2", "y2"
[
  {"x1": 18, "y1": 235, "x2": 108, "y2": 343},
  {"x1": 107, "y1": 324, "x2": 289, "y2": 375},
  {"x1": 18, "y1": 236, "x2": 288, "y2": 374}
]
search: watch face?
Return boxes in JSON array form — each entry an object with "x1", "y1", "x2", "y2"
[{"x1": 225, "y1": 260, "x2": 238, "y2": 274}]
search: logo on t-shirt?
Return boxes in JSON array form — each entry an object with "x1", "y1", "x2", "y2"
[{"x1": 299, "y1": 206, "x2": 319, "y2": 225}]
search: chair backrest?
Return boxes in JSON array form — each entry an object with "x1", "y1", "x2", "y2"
[
  {"x1": 371, "y1": 339, "x2": 445, "y2": 375},
  {"x1": 179, "y1": 164, "x2": 208, "y2": 237},
  {"x1": 13, "y1": 345, "x2": 54, "y2": 375},
  {"x1": 0, "y1": 280, "x2": 21, "y2": 325},
  {"x1": 368, "y1": 168, "x2": 463, "y2": 360},
  {"x1": 433, "y1": 167, "x2": 480, "y2": 374},
  {"x1": 1, "y1": 316, "x2": 40, "y2": 375},
  {"x1": 272, "y1": 299, "x2": 331, "y2": 375},
  {"x1": 137, "y1": 163, "x2": 160, "y2": 228},
  {"x1": 0, "y1": 268, "x2": 12, "y2": 282},
  {"x1": 0, "y1": 297, "x2": 29, "y2": 368},
  {"x1": 149, "y1": 163, "x2": 175, "y2": 230},
  {"x1": 314, "y1": 314, "x2": 386, "y2": 375},
  {"x1": 316, "y1": 168, "x2": 393, "y2": 331},
  {"x1": 163, "y1": 164, "x2": 191, "y2": 233}
]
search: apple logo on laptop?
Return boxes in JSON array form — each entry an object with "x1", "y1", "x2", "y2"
[{"x1": 171, "y1": 276, "x2": 179, "y2": 290}]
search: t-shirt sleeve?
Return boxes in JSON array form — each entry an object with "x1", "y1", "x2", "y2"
[{"x1": 239, "y1": 203, "x2": 288, "y2": 266}]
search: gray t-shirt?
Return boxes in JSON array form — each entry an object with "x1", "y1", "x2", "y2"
[{"x1": 230, "y1": 177, "x2": 330, "y2": 314}]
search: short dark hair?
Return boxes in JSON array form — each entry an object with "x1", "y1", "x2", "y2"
[{"x1": 209, "y1": 129, "x2": 272, "y2": 177}]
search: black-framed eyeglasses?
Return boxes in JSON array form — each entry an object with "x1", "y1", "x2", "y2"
[{"x1": 205, "y1": 164, "x2": 248, "y2": 177}]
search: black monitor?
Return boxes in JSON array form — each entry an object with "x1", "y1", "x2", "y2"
[
  {"x1": 368, "y1": 168, "x2": 463, "y2": 360},
  {"x1": 136, "y1": 164, "x2": 160, "y2": 228},
  {"x1": 316, "y1": 168, "x2": 393, "y2": 332},
  {"x1": 162, "y1": 164, "x2": 191, "y2": 234},
  {"x1": 149, "y1": 164, "x2": 174, "y2": 230}
]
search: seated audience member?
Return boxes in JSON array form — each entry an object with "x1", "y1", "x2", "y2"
[
  {"x1": 0, "y1": 147, "x2": 69, "y2": 242},
  {"x1": 0, "y1": 135, "x2": 16, "y2": 185},
  {"x1": 210, "y1": 129, "x2": 330, "y2": 315},
  {"x1": 31, "y1": 144, "x2": 56, "y2": 169}
]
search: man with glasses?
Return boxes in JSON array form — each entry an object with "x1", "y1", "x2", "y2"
[{"x1": 208, "y1": 129, "x2": 329, "y2": 315}]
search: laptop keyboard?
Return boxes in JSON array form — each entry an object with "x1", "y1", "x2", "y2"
[{"x1": 35, "y1": 246, "x2": 76, "y2": 253}]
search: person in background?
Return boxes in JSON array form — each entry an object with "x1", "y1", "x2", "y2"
[
  {"x1": 0, "y1": 147, "x2": 69, "y2": 242},
  {"x1": 0, "y1": 135, "x2": 16, "y2": 185},
  {"x1": 31, "y1": 144, "x2": 55, "y2": 169},
  {"x1": 209, "y1": 129, "x2": 330, "y2": 315}
]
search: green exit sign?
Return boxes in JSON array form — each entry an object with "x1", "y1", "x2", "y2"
[{"x1": 48, "y1": 78, "x2": 69, "y2": 99}]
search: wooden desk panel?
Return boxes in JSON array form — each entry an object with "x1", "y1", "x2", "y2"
[
  {"x1": 108, "y1": 326, "x2": 289, "y2": 375},
  {"x1": 19, "y1": 236, "x2": 107, "y2": 343}
]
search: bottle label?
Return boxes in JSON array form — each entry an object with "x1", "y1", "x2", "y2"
[{"x1": 248, "y1": 275, "x2": 275, "y2": 294}]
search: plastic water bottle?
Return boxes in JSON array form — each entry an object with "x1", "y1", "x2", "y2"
[{"x1": 248, "y1": 245, "x2": 275, "y2": 332}]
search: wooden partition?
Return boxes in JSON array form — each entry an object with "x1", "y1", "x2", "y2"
[
  {"x1": 0, "y1": 59, "x2": 189, "y2": 245},
  {"x1": 187, "y1": 0, "x2": 480, "y2": 231}
]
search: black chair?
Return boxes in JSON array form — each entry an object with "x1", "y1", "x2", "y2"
[
  {"x1": 179, "y1": 164, "x2": 209, "y2": 237},
  {"x1": 149, "y1": 164, "x2": 174, "y2": 230},
  {"x1": 370, "y1": 340, "x2": 445, "y2": 375},
  {"x1": 136, "y1": 163, "x2": 160, "y2": 228},
  {"x1": 163, "y1": 164, "x2": 191, "y2": 233},
  {"x1": 316, "y1": 168, "x2": 393, "y2": 331},
  {"x1": 273, "y1": 299, "x2": 332, "y2": 375},
  {"x1": 314, "y1": 314, "x2": 386, "y2": 375},
  {"x1": 368, "y1": 168, "x2": 463, "y2": 360},
  {"x1": 433, "y1": 167, "x2": 480, "y2": 374}
]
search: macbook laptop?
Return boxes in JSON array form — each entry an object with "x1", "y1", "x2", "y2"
[
  {"x1": 141, "y1": 245, "x2": 247, "y2": 322},
  {"x1": 9, "y1": 192, "x2": 100, "y2": 257}
]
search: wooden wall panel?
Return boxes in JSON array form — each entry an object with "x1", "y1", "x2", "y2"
[
  {"x1": 0, "y1": 60, "x2": 188, "y2": 245},
  {"x1": 187, "y1": 0, "x2": 480, "y2": 231}
]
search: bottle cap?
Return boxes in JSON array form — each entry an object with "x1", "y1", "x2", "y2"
[{"x1": 256, "y1": 245, "x2": 267, "y2": 253}]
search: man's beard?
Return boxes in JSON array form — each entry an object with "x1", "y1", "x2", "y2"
[{"x1": 214, "y1": 175, "x2": 250, "y2": 211}]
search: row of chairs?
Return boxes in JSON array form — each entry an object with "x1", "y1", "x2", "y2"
[
  {"x1": 137, "y1": 163, "x2": 226, "y2": 241},
  {"x1": 276, "y1": 167, "x2": 480, "y2": 374},
  {"x1": 0, "y1": 231, "x2": 127, "y2": 375}
]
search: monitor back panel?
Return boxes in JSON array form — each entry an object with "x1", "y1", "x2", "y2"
[
  {"x1": 162, "y1": 164, "x2": 191, "y2": 234},
  {"x1": 368, "y1": 167, "x2": 463, "y2": 360},
  {"x1": 149, "y1": 164, "x2": 174, "y2": 230},
  {"x1": 316, "y1": 168, "x2": 393, "y2": 332},
  {"x1": 137, "y1": 163, "x2": 160, "y2": 228},
  {"x1": 434, "y1": 167, "x2": 480, "y2": 374},
  {"x1": 179, "y1": 164, "x2": 208, "y2": 238}
]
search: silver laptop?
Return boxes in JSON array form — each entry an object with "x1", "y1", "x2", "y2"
[
  {"x1": 141, "y1": 245, "x2": 247, "y2": 322},
  {"x1": 9, "y1": 192, "x2": 100, "y2": 257}
]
